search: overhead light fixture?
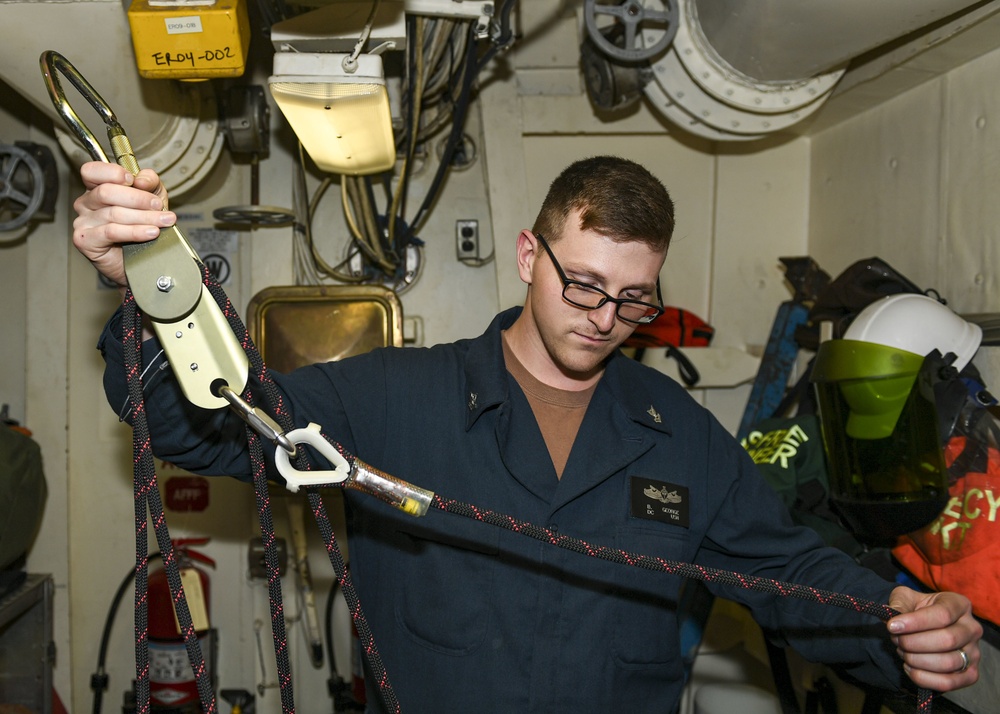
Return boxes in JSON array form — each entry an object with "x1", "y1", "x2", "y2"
[{"x1": 269, "y1": 52, "x2": 396, "y2": 176}]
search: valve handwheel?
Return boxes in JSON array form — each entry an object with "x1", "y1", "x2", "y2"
[
  {"x1": 0, "y1": 144, "x2": 45, "y2": 232},
  {"x1": 584, "y1": 0, "x2": 678, "y2": 63},
  {"x1": 212, "y1": 205, "x2": 297, "y2": 226}
]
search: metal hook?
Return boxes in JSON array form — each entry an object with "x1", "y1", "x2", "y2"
[
  {"x1": 39, "y1": 50, "x2": 140, "y2": 174},
  {"x1": 216, "y1": 384, "x2": 298, "y2": 458}
]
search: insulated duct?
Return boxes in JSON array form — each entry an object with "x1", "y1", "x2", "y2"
[
  {"x1": 0, "y1": 0, "x2": 223, "y2": 196},
  {"x1": 629, "y1": 0, "x2": 1000, "y2": 140}
]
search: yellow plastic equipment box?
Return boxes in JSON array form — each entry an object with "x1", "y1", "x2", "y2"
[{"x1": 127, "y1": 0, "x2": 251, "y2": 80}]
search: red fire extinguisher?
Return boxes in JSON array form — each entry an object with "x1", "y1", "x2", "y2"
[{"x1": 148, "y1": 538, "x2": 216, "y2": 712}]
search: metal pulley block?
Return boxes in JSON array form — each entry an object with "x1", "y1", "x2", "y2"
[{"x1": 40, "y1": 50, "x2": 249, "y2": 410}]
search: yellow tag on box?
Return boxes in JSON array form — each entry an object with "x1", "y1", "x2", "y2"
[{"x1": 128, "y1": 0, "x2": 251, "y2": 80}]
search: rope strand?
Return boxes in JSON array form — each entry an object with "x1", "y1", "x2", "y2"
[
  {"x1": 202, "y1": 268, "x2": 401, "y2": 712},
  {"x1": 123, "y1": 289, "x2": 216, "y2": 714},
  {"x1": 427, "y1": 494, "x2": 933, "y2": 712}
]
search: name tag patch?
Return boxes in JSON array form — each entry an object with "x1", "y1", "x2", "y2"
[{"x1": 631, "y1": 477, "x2": 689, "y2": 527}]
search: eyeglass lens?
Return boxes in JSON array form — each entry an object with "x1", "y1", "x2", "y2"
[{"x1": 563, "y1": 284, "x2": 659, "y2": 323}]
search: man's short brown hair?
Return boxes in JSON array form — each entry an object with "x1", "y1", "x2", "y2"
[{"x1": 531, "y1": 156, "x2": 675, "y2": 253}]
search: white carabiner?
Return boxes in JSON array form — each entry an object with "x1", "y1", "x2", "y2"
[{"x1": 275, "y1": 423, "x2": 352, "y2": 492}]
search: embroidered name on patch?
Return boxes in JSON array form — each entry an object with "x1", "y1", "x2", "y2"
[{"x1": 631, "y1": 477, "x2": 689, "y2": 527}]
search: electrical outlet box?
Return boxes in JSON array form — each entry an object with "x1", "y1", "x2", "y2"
[
  {"x1": 248, "y1": 536, "x2": 288, "y2": 579},
  {"x1": 456, "y1": 219, "x2": 479, "y2": 260}
]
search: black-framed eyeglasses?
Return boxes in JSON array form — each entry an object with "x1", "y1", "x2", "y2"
[{"x1": 535, "y1": 233, "x2": 664, "y2": 325}]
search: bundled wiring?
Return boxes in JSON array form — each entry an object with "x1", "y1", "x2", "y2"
[
  {"x1": 291, "y1": 144, "x2": 322, "y2": 285},
  {"x1": 295, "y1": 0, "x2": 517, "y2": 287},
  {"x1": 253, "y1": 0, "x2": 290, "y2": 32},
  {"x1": 343, "y1": 176, "x2": 395, "y2": 273},
  {"x1": 385, "y1": 13, "x2": 427, "y2": 255},
  {"x1": 394, "y1": 21, "x2": 479, "y2": 247},
  {"x1": 389, "y1": 0, "x2": 517, "y2": 250},
  {"x1": 292, "y1": 144, "x2": 369, "y2": 285}
]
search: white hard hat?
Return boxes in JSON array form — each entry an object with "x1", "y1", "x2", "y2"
[{"x1": 843, "y1": 293, "x2": 982, "y2": 371}]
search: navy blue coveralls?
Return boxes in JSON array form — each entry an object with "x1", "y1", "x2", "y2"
[{"x1": 100, "y1": 307, "x2": 905, "y2": 713}]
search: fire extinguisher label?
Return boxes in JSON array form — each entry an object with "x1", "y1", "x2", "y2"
[
  {"x1": 152, "y1": 687, "x2": 188, "y2": 706},
  {"x1": 177, "y1": 568, "x2": 210, "y2": 632},
  {"x1": 149, "y1": 633, "x2": 213, "y2": 708},
  {"x1": 150, "y1": 641, "x2": 194, "y2": 684}
]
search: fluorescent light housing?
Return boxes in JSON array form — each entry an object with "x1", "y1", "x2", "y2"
[{"x1": 269, "y1": 52, "x2": 396, "y2": 176}]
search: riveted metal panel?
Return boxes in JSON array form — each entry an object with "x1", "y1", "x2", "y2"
[
  {"x1": 941, "y1": 46, "x2": 1000, "y2": 313},
  {"x1": 809, "y1": 81, "x2": 944, "y2": 289}
]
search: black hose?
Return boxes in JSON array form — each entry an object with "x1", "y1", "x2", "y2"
[
  {"x1": 324, "y1": 575, "x2": 365, "y2": 712},
  {"x1": 398, "y1": 0, "x2": 517, "y2": 248},
  {"x1": 92, "y1": 552, "x2": 163, "y2": 714},
  {"x1": 324, "y1": 576, "x2": 338, "y2": 679},
  {"x1": 397, "y1": 22, "x2": 479, "y2": 246},
  {"x1": 480, "y1": 0, "x2": 517, "y2": 74}
]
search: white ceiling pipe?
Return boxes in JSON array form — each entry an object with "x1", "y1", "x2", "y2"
[
  {"x1": 692, "y1": 0, "x2": 991, "y2": 83},
  {"x1": 646, "y1": 0, "x2": 845, "y2": 140},
  {"x1": 1, "y1": 0, "x2": 223, "y2": 197},
  {"x1": 645, "y1": 0, "x2": 1000, "y2": 140}
]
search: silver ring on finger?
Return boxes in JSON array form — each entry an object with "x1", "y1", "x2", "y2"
[{"x1": 957, "y1": 648, "x2": 970, "y2": 673}]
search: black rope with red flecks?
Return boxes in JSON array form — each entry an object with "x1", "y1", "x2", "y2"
[
  {"x1": 119, "y1": 264, "x2": 401, "y2": 714},
  {"x1": 428, "y1": 494, "x2": 934, "y2": 712},
  {"x1": 200, "y1": 265, "x2": 401, "y2": 714},
  {"x1": 201, "y1": 265, "x2": 400, "y2": 712},
  {"x1": 286, "y1": 422, "x2": 940, "y2": 714},
  {"x1": 122, "y1": 289, "x2": 216, "y2": 714}
]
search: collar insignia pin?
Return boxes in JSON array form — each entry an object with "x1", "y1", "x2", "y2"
[
  {"x1": 647, "y1": 405, "x2": 661, "y2": 423},
  {"x1": 468, "y1": 392, "x2": 478, "y2": 410}
]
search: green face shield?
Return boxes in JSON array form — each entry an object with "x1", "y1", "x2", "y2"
[{"x1": 811, "y1": 339, "x2": 948, "y2": 543}]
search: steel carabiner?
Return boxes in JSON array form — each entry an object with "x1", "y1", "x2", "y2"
[
  {"x1": 39, "y1": 50, "x2": 139, "y2": 173},
  {"x1": 216, "y1": 384, "x2": 298, "y2": 457}
]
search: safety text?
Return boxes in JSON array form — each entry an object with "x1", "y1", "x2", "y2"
[
  {"x1": 741, "y1": 424, "x2": 809, "y2": 470},
  {"x1": 926, "y1": 488, "x2": 1000, "y2": 549}
]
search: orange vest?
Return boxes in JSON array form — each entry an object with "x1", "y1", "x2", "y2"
[{"x1": 893, "y1": 436, "x2": 1000, "y2": 624}]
